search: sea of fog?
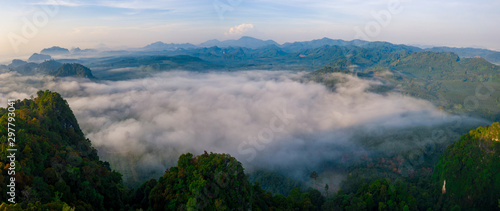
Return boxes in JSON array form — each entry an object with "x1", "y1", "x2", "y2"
[{"x1": 0, "y1": 70, "x2": 487, "y2": 185}]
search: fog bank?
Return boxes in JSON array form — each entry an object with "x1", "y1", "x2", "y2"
[{"x1": 0, "y1": 70, "x2": 486, "y2": 185}]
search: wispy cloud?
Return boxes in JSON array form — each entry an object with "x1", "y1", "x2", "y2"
[
  {"x1": 1, "y1": 0, "x2": 499, "y2": 58},
  {"x1": 31, "y1": 0, "x2": 83, "y2": 7},
  {"x1": 30, "y1": 0, "x2": 177, "y2": 11}
]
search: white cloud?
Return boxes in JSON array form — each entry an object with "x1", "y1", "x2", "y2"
[
  {"x1": 0, "y1": 70, "x2": 486, "y2": 184},
  {"x1": 31, "y1": 0, "x2": 186, "y2": 11},
  {"x1": 31, "y1": 0, "x2": 83, "y2": 7},
  {"x1": 225, "y1": 23, "x2": 254, "y2": 36}
]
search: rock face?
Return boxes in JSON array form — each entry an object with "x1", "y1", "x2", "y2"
[{"x1": 442, "y1": 180, "x2": 446, "y2": 194}]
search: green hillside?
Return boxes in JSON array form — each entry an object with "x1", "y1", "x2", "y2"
[
  {"x1": 433, "y1": 123, "x2": 500, "y2": 210},
  {"x1": 49, "y1": 63, "x2": 95, "y2": 79},
  {"x1": 310, "y1": 50, "x2": 500, "y2": 121},
  {"x1": 0, "y1": 91, "x2": 326, "y2": 210},
  {"x1": 0, "y1": 91, "x2": 125, "y2": 210}
]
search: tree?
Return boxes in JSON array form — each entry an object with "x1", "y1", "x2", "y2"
[
  {"x1": 310, "y1": 171, "x2": 319, "y2": 181},
  {"x1": 149, "y1": 152, "x2": 252, "y2": 210},
  {"x1": 325, "y1": 184, "x2": 329, "y2": 198},
  {"x1": 0, "y1": 91, "x2": 126, "y2": 209}
]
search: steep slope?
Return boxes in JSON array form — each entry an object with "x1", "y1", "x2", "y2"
[
  {"x1": 0, "y1": 91, "x2": 125, "y2": 210},
  {"x1": 428, "y1": 46, "x2": 500, "y2": 64},
  {"x1": 0, "y1": 91, "x2": 321, "y2": 210},
  {"x1": 136, "y1": 152, "x2": 325, "y2": 210},
  {"x1": 433, "y1": 123, "x2": 500, "y2": 210},
  {"x1": 148, "y1": 152, "x2": 252, "y2": 210},
  {"x1": 484, "y1": 52, "x2": 500, "y2": 64},
  {"x1": 37, "y1": 60, "x2": 63, "y2": 74},
  {"x1": 311, "y1": 49, "x2": 500, "y2": 121}
]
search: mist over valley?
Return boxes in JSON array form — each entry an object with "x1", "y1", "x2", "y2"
[{"x1": 1, "y1": 36, "x2": 499, "y2": 210}]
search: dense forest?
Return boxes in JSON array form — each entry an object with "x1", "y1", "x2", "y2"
[
  {"x1": 306, "y1": 51, "x2": 500, "y2": 121},
  {"x1": 0, "y1": 91, "x2": 125, "y2": 210},
  {"x1": 0, "y1": 91, "x2": 499, "y2": 210}
]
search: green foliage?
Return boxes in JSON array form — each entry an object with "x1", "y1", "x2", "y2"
[
  {"x1": 0, "y1": 85, "x2": 498, "y2": 210},
  {"x1": 325, "y1": 124, "x2": 500, "y2": 211},
  {"x1": 37, "y1": 60, "x2": 62, "y2": 73},
  {"x1": 330, "y1": 179, "x2": 422, "y2": 211},
  {"x1": 130, "y1": 178, "x2": 157, "y2": 210},
  {"x1": 49, "y1": 63, "x2": 95, "y2": 78},
  {"x1": 146, "y1": 152, "x2": 325, "y2": 210},
  {"x1": 308, "y1": 48, "x2": 500, "y2": 121},
  {"x1": 149, "y1": 152, "x2": 252, "y2": 210},
  {"x1": 0, "y1": 90, "x2": 126, "y2": 210},
  {"x1": 1, "y1": 91, "x2": 319, "y2": 210},
  {"x1": 247, "y1": 169, "x2": 305, "y2": 196},
  {"x1": 433, "y1": 122, "x2": 500, "y2": 210}
]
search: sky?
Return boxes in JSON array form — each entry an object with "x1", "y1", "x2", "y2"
[{"x1": 0, "y1": 0, "x2": 499, "y2": 61}]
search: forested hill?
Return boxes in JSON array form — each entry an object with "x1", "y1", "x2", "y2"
[
  {"x1": 0, "y1": 91, "x2": 125, "y2": 210},
  {"x1": 131, "y1": 152, "x2": 326, "y2": 210},
  {"x1": 6, "y1": 61, "x2": 96, "y2": 79},
  {"x1": 307, "y1": 51, "x2": 500, "y2": 121},
  {"x1": 0, "y1": 91, "x2": 328, "y2": 210},
  {"x1": 48, "y1": 63, "x2": 95, "y2": 79},
  {"x1": 433, "y1": 123, "x2": 500, "y2": 210},
  {"x1": 1, "y1": 91, "x2": 499, "y2": 210}
]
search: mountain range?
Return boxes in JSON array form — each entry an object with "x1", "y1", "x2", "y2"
[
  {"x1": 2, "y1": 37, "x2": 500, "y2": 120},
  {"x1": 137, "y1": 36, "x2": 500, "y2": 64},
  {"x1": 1, "y1": 36, "x2": 500, "y2": 210},
  {"x1": 6, "y1": 37, "x2": 497, "y2": 66}
]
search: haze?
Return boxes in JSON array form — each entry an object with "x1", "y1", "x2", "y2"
[
  {"x1": 0, "y1": 70, "x2": 486, "y2": 184},
  {"x1": 1, "y1": 0, "x2": 499, "y2": 61}
]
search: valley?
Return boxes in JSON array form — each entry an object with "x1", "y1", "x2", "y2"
[{"x1": 1, "y1": 37, "x2": 500, "y2": 210}]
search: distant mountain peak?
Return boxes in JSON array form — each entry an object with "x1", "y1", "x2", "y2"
[
  {"x1": 8, "y1": 59, "x2": 28, "y2": 68},
  {"x1": 199, "y1": 36, "x2": 278, "y2": 49},
  {"x1": 41, "y1": 46, "x2": 70, "y2": 55},
  {"x1": 143, "y1": 41, "x2": 196, "y2": 51},
  {"x1": 49, "y1": 63, "x2": 95, "y2": 78},
  {"x1": 28, "y1": 53, "x2": 52, "y2": 62},
  {"x1": 239, "y1": 36, "x2": 259, "y2": 40}
]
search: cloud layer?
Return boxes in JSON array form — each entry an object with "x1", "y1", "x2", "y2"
[{"x1": 0, "y1": 70, "x2": 486, "y2": 185}]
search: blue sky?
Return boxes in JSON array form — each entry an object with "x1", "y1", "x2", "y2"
[{"x1": 1, "y1": 0, "x2": 499, "y2": 60}]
